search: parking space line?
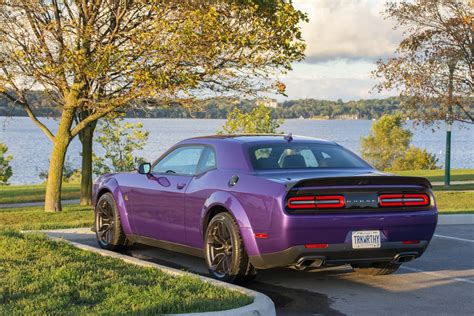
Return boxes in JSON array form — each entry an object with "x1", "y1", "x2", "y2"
[
  {"x1": 433, "y1": 234, "x2": 474, "y2": 243},
  {"x1": 400, "y1": 266, "x2": 474, "y2": 285}
]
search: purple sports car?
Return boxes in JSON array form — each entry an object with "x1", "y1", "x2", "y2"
[{"x1": 93, "y1": 135, "x2": 437, "y2": 282}]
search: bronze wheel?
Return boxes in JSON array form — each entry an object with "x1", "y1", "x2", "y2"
[{"x1": 204, "y1": 212, "x2": 256, "y2": 283}]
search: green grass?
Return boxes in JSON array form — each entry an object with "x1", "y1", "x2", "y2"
[
  {"x1": 0, "y1": 183, "x2": 80, "y2": 204},
  {"x1": 432, "y1": 183, "x2": 474, "y2": 191},
  {"x1": 435, "y1": 191, "x2": 474, "y2": 214},
  {"x1": 391, "y1": 169, "x2": 474, "y2": 182},
  {"x1": 0, "y1": 206, "x2": 252, "y2": 314},
  {"x1": 0, "y1": 231, "x2": 252, "y2": 315},
  {"x1": 0, "y1": 204, "x2": 94, "y2": 231}
]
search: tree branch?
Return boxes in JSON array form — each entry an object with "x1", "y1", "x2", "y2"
[
  {"x1": 70, "y1": 105, "x2": 116, "y2": 137},
  {"x1": 0, "y1": 90, "x2": 56, "y2": 142}
]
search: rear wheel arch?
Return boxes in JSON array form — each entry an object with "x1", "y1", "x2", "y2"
[
  {"x1": 203, "y1": 205, "x2": 232, "y2": 236},
  {"x1": 96, "y1": 188, "x2": 112, "y2": 206}
]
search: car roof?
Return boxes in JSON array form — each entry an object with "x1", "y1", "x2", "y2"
[{"x1": 186, "y1": 134, "x2": 337, "y2": 145}]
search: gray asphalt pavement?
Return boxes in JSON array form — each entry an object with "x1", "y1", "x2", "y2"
[{"x1": 46, "y1": 225, "x2": 474, "y2": 316}]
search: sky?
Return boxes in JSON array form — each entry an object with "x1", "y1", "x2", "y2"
[{"x1": 277, "y1": 0, "x2": 404, "y2": 101}]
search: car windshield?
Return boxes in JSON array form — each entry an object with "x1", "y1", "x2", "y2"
[{"x1": 249, "y1": 143, "x2": 370, "y2": 170}]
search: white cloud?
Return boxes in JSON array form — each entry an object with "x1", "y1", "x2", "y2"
[
  {"x1": 276, "y1": 60, "x2": 396, "y2": 101},
  {"x1": 295, "y1": 0, "x2": 402, "y2": 62}
]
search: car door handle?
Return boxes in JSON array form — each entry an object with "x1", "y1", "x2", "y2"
[{"x1": 177, "y1": 183, "x2": 186, "y2": 190}]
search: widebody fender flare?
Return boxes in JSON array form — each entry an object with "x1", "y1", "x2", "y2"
[{"x1": 201, "y1": 191, "x2": 260, "y2": 257}]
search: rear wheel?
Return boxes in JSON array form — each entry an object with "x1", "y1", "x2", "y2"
[
  {"x1": 204, "y1": 212, "x2": 256, "y2": 283},
  {"x1": 351, "y1": 262, "x2": 401, "y2": 275},
  {"x1": 95, "y1": 193, "x2": 127, "y2": 251}
]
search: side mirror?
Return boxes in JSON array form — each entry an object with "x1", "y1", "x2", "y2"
[{"x1": 138, "y1": 162, "x2": 151, "y2": 174}]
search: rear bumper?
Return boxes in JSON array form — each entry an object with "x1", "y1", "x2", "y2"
[{"x1": 249, "y1": 240, "x2": 429, "y2": 269}]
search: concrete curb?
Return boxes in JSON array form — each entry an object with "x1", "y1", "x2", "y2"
[
  {"x1": 438, "y1": 214, "x2": 474, "y2": 225},
  {"x1": 41, "y1": 232, "x2": 276, "y2": 316}
]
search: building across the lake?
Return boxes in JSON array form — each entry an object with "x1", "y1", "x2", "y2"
[
  {"x1": 259, "y1": 98, "x2": 278, "y2": 108},
  {"x1": 333, "y1": 114, "x2": 359, "y2": 120}
]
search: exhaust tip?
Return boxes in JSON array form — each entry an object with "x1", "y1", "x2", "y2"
[
  {"x1": 294, "y1": 257, "x2": 325, "y2": 270},
  {"x1": 394, "y1": 253, "x2": 417, "y2": 263}
]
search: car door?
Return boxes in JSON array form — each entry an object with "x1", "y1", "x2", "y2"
[
  {"x1": 130, "y1": 145, "x2": 205, "y2": 244},
  {"x1": 184, "y1": 146, "x2": 218, "y2": 248}
]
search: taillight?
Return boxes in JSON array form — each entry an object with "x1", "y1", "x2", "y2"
[
  {"x1": 403, "y1": 194, "x2": 429, "y2": 206},
  {"x1": 287, "y1": 196, "x2": 316, "y2": 209},
  {"x1": 379, "y1": 193, "x2": 429, "y2": 207},
  {"x1": 287, "y1": 195, "x2": 345, "y2": 209}
]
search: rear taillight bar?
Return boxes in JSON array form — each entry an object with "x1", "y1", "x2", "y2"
[
  {"x1": 287, "y1": 195, "x2": 345, "y2": 209},
  {"x1": 378, "y1": 193, "x2": 429, "y2": 207}
]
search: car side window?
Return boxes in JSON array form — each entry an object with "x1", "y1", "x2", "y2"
[
  {"x1": 197, "y1": 147, "x2": 217, "y2": 174},
  {"x1": 153, "y1": 146, "x2": 204, "y2": 176}
]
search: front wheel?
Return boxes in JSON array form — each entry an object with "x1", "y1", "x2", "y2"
[
  {"x1": 351, "y1": 262, "x2": 401, "y2": 275},
  {"x1": 204, "y1": 212, "x2": 256, "y2": 283},
  {"x1": 94, "y1": 193, "x2": 127, "y2": 251}
]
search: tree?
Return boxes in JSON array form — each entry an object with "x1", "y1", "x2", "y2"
[
  {"x1": 219, "y1": 102, "x2": 283, "y2": 134},
  {"x1": 373, "y1": 0, "x2": 473, "y2": 124},
  {"x1": 372, "y1": 0, "x2": 473, "y2": 183},
  {"x1": 0, "y1": 1, "x2": 306, "y2": 212},
  {"x1": 93, "y1": 114, "x2": 148, "y2": 175},
  {"x1": 361, "y1": 114, "x2": 412, "y2": 170},
  {"x1": 361, "y1": 113, "x2": 438, "y2": 170},
  {"x1": 0, "y1": 143, "x2": 13, "y2": 185},
  {"x1": 76, "y1": 111, "x2": 97, "y2": 206}
]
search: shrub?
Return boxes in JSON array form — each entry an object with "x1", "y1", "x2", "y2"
[
  {"x1": 0, "y1": 143, "x2": 13, "y2": 185},
  {"x1": 391, "y1": 146, "x2": 439, "y2": 171}
]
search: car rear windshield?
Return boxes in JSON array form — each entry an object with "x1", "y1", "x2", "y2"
[{"x1": 249, "y1": 143, "x2": 370, "y2": 170}]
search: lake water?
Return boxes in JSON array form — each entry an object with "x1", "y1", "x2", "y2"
[{"x1": 0, "y1": 117, "x2": 472, "y2": 184}]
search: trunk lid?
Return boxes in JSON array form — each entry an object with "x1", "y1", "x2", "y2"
[{"x1": 259, "y1": 169, "x2": 434, "y2": 213}]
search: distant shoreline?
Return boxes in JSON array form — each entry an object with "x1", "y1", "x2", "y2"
[{"x1": 1, "y1": 115, "x2": 372, "y2": 121}]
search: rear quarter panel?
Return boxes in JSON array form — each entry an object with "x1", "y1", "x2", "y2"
[{"x1": 184, "y1": 169, "x2": 286, "y2": 254}]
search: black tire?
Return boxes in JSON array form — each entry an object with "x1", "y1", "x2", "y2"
[
  {"x1": 94, "y1": 192, "x2": 127, "y2": 251},
  {"x1": 351, "y1": 262, "x2": 401, "y2": 275},
  {"x1": 204, "y1": 212, "x2": 256, "y2": 283}
]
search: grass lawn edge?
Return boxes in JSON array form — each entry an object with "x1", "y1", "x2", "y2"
[{"x1": 30, "y1": 231, "x2": 274, "y2": 315}]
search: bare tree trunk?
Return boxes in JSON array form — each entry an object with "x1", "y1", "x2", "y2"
[
  {"x1": 44, "y1": 106, "x2": 75, "y2": 212},
  {"x1": 79, "y1": 121, "x2": 96, "y2": 206},
  {"x1": 44, "y1": 137, "x2": 70, "y2": 212}
]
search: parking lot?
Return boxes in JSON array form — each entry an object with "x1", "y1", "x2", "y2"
[{"x1": 51, "y1": 224, "x2": 474, "y2": 315}]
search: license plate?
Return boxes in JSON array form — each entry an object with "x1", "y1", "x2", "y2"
[{"x1": 352, "y1": 231, "x2": 381, "y2": 249}]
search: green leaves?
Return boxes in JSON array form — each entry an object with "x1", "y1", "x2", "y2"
[
  {"x1": 361, "y1": 113, "x2": 439, "y2": 171},
  {"x1": 218, "y1": 102, "x2": 283, "y2": 134},
  {"x1": 92, "y1": 114, "x2": 149, "y2": 175},
  {"x1": 0, "y1": 143, "x2": 13, "y2": 185}
]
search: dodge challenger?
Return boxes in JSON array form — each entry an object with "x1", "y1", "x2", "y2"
[{"x1": 93, "y1": 134, "x2": 437, "y2": 283}]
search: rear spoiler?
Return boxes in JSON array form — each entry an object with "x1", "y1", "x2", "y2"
[{"x1": 288, "y1": 176, "x2": 432, "y2": 191}]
